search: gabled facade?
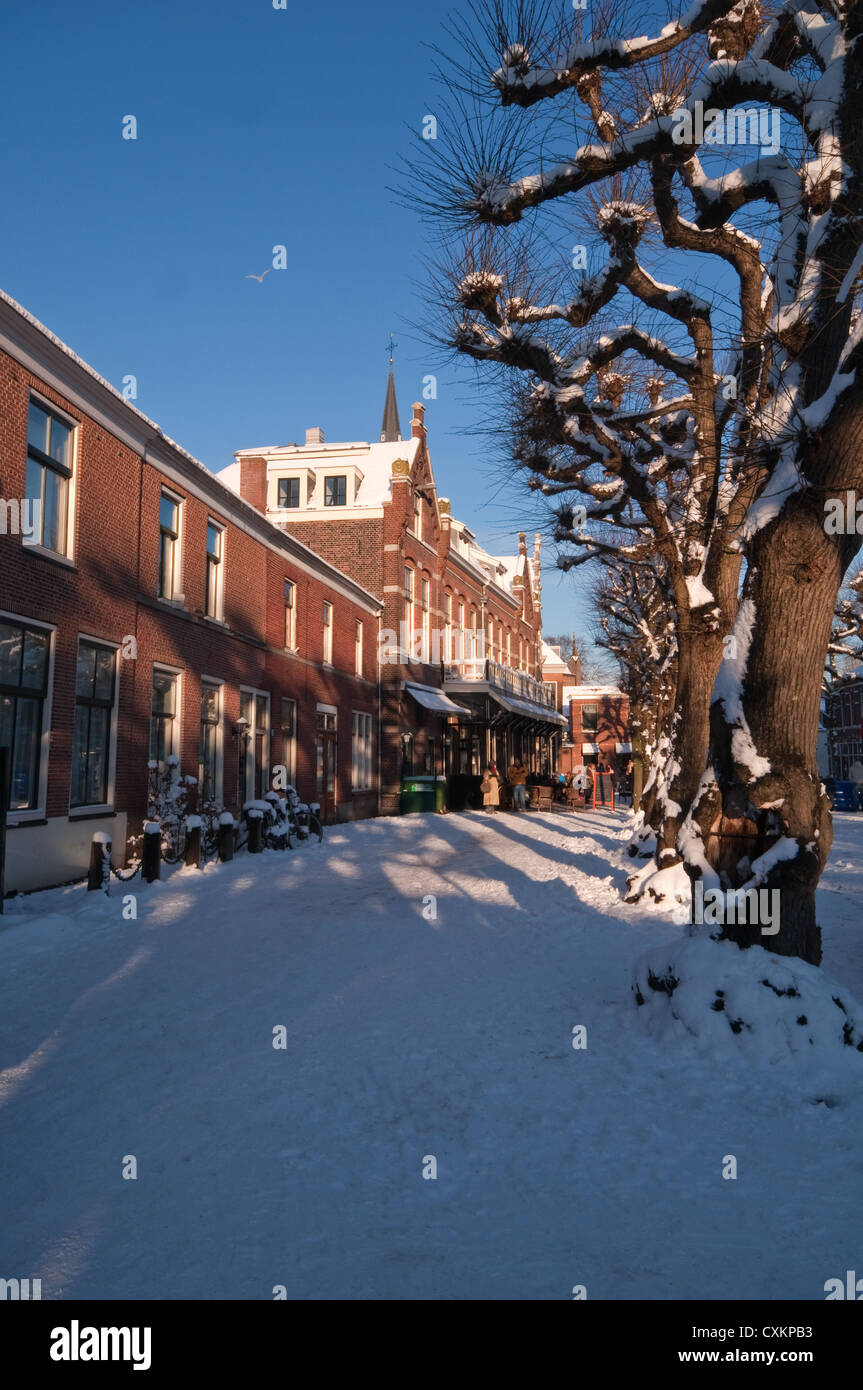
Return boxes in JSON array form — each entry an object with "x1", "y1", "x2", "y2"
[{"x1": 226, "y1": 387, "x2": 566, "y2": 811}]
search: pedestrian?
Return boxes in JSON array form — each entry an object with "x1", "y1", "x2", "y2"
[
  {"x1": 480, "y1": 762, "x2": 502, "y2": 812},
  {"x1": 507, "y1": 758, "x2": 528, "y2": 811}
]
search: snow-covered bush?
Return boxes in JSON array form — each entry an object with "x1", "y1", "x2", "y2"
[{"x1": 632, "y1": 935, "x2": 863, "y2": 1065}]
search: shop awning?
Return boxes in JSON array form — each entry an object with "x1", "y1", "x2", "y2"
[
  {"x1": 489, "y1": 689, "x2": 569, "y2": 726},
  {"x1": 616, "y1": 742, "x2": 633, "y2": 755},
  {"x1": 405, "y1": 683, "x2": 472, "y2": 717}
]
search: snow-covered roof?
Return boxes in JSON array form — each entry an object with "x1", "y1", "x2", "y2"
[
  {"x1": 541, "y1": 641, "x2": 568, "y2": 671},
  {"x1": 565, "y1": 685, "x2": 625, "y2": 698},
  {"x1": 230, "y1": 438, "x2": 421, "y2": 508}
]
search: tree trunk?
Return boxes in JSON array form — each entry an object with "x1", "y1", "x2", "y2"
[{"x1": 699, "y1": 453, "x2": 863, "y2": 963}]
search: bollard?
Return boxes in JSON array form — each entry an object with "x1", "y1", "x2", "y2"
[
  {"x1": 142, "y1": 821, "x2": 161, "y2": 883},
  {"x1": 87, "y1": 832, "x2": 112, "y2": 892},
  {"x1": 247, "y1": 810, "x2": 263, "y2": 854},
  {"x1": 184, "y1": 818, "x2": 202, "y2": 869},
  {"x1": 218, "y1": 815, "x2": 235, "y2": 862}
]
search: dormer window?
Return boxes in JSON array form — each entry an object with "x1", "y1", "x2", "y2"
[
  {"x1": 324, "y1": 475, "x2": 347, "y2": 507},
  {"x1": 278, "y1": 477, "x2": 300, "y2": 508}
]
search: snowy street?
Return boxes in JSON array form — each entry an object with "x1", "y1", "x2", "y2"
[{"x1": 2, "y1": 808, "x2": 862, "y2": 1301}]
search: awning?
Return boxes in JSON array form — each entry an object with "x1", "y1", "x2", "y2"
[
  {"x1": 405, "y1": 683, "x2": 472, "y2": 717},
  {"x1": 616, "y1": 742, "x2": 633, "y2": 755},
  {"x1": 489, "y1": 689, "x2": 568, "y2": 726},
  {"x1": 582, "y1": 742, "x2": 599, "y2": 755}
]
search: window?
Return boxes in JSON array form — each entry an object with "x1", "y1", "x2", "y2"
[
  {"x1": 284, "y1": 579, "x2": 296, "y2": 649},
  {"x1": 72, "y1": 640, "x2": 117, "y2": 807},
  {"x1": 205, "y1": 521, "x2": 224, "y2": 619},
  {"x1": 25, "y1": 398, "x2": 73, "y2": 554},
  {"x1": 457, "y1": 601, "x2": 465, "y2": 662},
  {"x1": 506, "y1": 630, "x2": 512, "y2": 667},
  {"x1": 582, "y1": 703, "x2": 598, "y2": 734},
  {"x1": 324, "y1": 475, "x2": 347, "y2": 507},
  {"x1": 421, "y1": 577, "x2": 430, "y2": 661},
  {"x1": 0, "y1": 617, "x2": 51, "y2": 811},
  {"x1": 413, "y1": 491, "x2": 422, "y2": 539},
  {"x1": 239, "y1": 688, "x2": 270, "y2": 802},
  {"x1": 158, "y1": 491, "x2": 181, "y2": 599},
  {"x1": 444, "y1": 592, "x2": 453, "y2": 661},
  {"x1": 323, "y1": 601, "x2": 333, "y2": 664},
  {"x1": 280, "y1": 697, "x2": 297, "y2": 783},
  {"x1": 487, "y1": 618, "x2": 493, "y2": 663},
  {"x1": 354, "y1": 619, "x2": 364, "y2": 677},
  {"x1": 352, "y1": 711, "x2": 373, "y2": 791},
  {"x1": 199, "y1": 681, "x2": 222, "y2": 806},
  {"x1": 278, "y1": 477, "x2": 300, "y2": 509},
  {"x1": 150, "y1": 668, "x2": 180, "y2": 763},
  {"x1": 471, "y1": 608, "x2": 478, "y2": 658},
  {"x1": 404, "y1": 567, "x2": 414, "y2": 651},
  {"x1": 316, "y1": 706, "x2": 338, "y2": 804}
]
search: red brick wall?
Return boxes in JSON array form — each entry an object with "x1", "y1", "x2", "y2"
[{"x1": 0, "y1": 347, "x2": 380, "y2": 885}]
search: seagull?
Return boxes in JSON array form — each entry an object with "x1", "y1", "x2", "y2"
[{"x1": 244, "y1": 269, "x2": 272, "y2": 283}]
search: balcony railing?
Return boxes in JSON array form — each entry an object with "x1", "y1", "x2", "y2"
[{"x1": 442, "y1": 658, "x2": 556, "y2": 709}]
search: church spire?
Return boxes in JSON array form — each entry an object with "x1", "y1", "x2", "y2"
[{"x1": 380, "y1": 335, "x2": 402, "y2": 442}]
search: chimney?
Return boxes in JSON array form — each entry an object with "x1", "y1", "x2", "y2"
[
  {"x1": 305, "y1": 427, "x2": 325, "y2": 446},
  {"x1": 239, "y1": 456, "x2": 267, "y2": 515},
  {"x1": 411, "y1": 402, "x2": 426, "y2": 442}
]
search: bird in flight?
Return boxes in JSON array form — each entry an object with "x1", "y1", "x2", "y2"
[{"x1": 244, "y1": 269, "x2": 272, "y2": 284}]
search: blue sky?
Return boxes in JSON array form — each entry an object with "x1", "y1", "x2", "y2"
[{"x1": 0, "y1": 0, "x2": 594, "y2": 643}]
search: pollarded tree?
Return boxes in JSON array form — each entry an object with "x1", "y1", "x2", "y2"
[
  {"x1": 422, "y1": 0, "x2": 863, "y2": 962},
  {"x1": 592, "y1": 547, "x2": 678, "y2": 836}
]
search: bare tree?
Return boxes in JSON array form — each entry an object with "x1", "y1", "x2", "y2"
[{"x1": 418, "y1": 0, "x2": 863, "y2": 962}]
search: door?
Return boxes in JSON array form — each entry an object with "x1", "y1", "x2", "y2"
[{"x1": 316, "y1": 709, "x2": 337, "y2": 822}]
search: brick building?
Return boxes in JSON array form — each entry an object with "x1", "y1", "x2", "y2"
[
  {"x1": 223, "y1": 366, "x2": 567, "y2": 812},
  {"x1": 0, "y1": 290, "x2": 380, "y2": 892},
  {"x1": 824, "y1": 671, "x2": 863, "y2": 779}
]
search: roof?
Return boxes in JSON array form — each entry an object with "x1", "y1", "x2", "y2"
[
  {"x1": 229, "y1": 438, "x2": 421, "y2": 508},
  {"x1": 0, "y1": 287, "x2": 381, "y2": 614},
  {"x1": 566, "y1": 685, "x2": 625, "y2": 698},
  {"x1": 380, "y1": 364, "x2": 402, "y2": 443}
]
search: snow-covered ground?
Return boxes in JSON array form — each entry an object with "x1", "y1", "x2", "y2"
[{"x1": 1, "y1": 808, "x2": 861, "y2": 1300}]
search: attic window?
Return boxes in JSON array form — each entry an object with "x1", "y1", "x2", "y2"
[
  {"x1": 278, "y1": 477, "x2": 300, "y2": 508},
  {"x1": 324, "y1": 475, "x2": 347, "y2": 507}
]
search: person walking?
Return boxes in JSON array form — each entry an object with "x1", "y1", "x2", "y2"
[
  {"x1": 480, "y1": 762, "x2": 502, "y2": 813},
  {"x1": 508, "y1": 758, "x2": 528, "y2": 811}
]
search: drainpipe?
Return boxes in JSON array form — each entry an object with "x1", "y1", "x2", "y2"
[{"x1": 376, "y1": 606, "x2": 383, "y2": 817}]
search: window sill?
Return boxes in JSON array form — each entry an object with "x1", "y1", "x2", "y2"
[
  {"x1": 69, "y1": 806, "x2": 116, "y2": 820},
  {"x1": 157, "y1": 595, "x2": 186, "y2": 610},
  {"x1": 6, "y1": 813, "x2": 48, "y2": 828},
  {"x1": 21, "y1": 543, "x2": 76, "y2": 570}
]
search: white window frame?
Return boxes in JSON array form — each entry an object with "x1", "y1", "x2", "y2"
[
  {"x1": 280, "y1": 695, "x2": 297, "y2": 784},
  {"x1": 24, "y1": 392, "x2": 78, "y2": 564},
  {"x1": 413, "y1": 491, "x2": 422, "y2": 539},
  {"x1": 158, "y1": 486, "x2": 184, "y2": 603},
  {"x1": 205, "y1": 519, "x2": 225, "y2": 621},
  {"x1": 199, "y1": 676, "x2": 224, "y2": 808},
  {"x1": 322, "y1": 601, "x2": 334, "y2": 665},
  {"x1": 284, "y1": 577, "x2": 297, "y2": 650},
  {"x1": 150, "y1": 663, "x2": 183, "y2": 764},
  {"x1": 354, "y1": 619, "x2": 364, "y2": 677},
  {"x1": 352, "y1": 710, "x2": 373, "y2": 791},
  {"x1": 1, "y1": 608, "x2": 56, "y2": 825},
  {"x1": 239, "y1": 685, "x2": 271, "y2": 803},
  {"x1": 69, "y1": 634, "x2": 120, "y2": 815}
]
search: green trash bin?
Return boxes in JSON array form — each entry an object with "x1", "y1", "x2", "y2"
[{"x1": 400, "y1": 776, "x2": 446, "y2": 814}]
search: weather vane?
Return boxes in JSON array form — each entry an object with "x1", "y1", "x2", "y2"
[{"x1": 386, "y1": 332, "x2": 398, "y2": 364}]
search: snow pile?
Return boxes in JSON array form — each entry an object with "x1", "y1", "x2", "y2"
[{"x1": 632, "y1": 934, "x2": 863, "y2": 1068}]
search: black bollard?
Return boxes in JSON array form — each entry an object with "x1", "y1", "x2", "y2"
[
  {"x1": 142, "y1": 823, "x2": 161, "y2": 883},
  {"x1": 184, "y1": 821, "x2": 202, "y2": 869},
  {"x1": 87, "y1": 833, "x2": 112, "y2": 892}
]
